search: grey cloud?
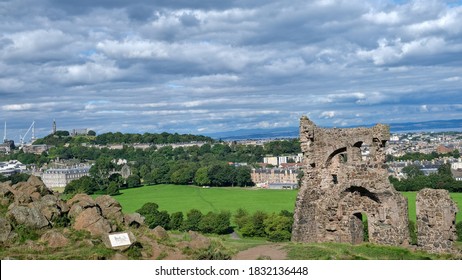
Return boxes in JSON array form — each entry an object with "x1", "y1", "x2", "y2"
[{"x1": 1, "y1": 0, "x2": 462, "y2": 138}]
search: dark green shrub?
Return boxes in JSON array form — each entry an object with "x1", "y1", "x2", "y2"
[
  {"x1": 182, "y1": 209, "x2": 203, "y2": 231},
  {"x1": 456, "y1": 221, "x2": 462, "y2": 242},
  {"x1": 409, "y1": 220, "x2": 418, "y2": 245},
  {"x1": 169, "y1": 212, "x2": 184, "y2": 230}
]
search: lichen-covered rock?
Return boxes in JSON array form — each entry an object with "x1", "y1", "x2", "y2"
[
  {"x1": 67, "y1": 194, "x2": 96, "y2": 219},
  {"x1": 7, "y1": 205, "x2": 49, "y2": 229},
  {"x1": 95, "y1": 195, "x2": 124, "y2": 225},
  {"x1": 73, "y1": 207, "x2": 111, "y2": 237},
  {"x1": 416, "y1": 188, "x2": 458, "y2": 253},
  {"x1": 124, "y1": 213, "x2": 144, "y2": 228},
  {"x1": 186, "y1": 231, "x2": 210, "y2": 250},
  {"x1": 29, "y1": 195, "x2": 61, "y2": 222},
  {"x1": 152, "y1": 226, "x2": 168, "y2": 240},
  {"x1": 0, "y1": 216, "x2": 12, "y2": 242},
  {"x1": 40, "y1": 230, "x2": 69, "y2": 248}
]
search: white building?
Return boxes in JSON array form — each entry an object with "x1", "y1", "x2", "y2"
[
  {"x1": 0, "y1": 160, "x2": 26, "y2": 176},
  {"x1": 41, "y1": 166, "x2": 91, "y2": 189}
]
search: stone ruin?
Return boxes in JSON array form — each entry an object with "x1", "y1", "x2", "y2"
[
  {"x1": 292, "y1": 117, "x2": 459, "y2": 253},
  {"x1": 416, "y1": 188, "x2": 458, "y2": 253},
  {"x1": 292, "y1": 117, "x2": 409, "y2": 246}
]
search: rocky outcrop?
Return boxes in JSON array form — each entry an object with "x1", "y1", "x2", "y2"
[
  {"x1": 7, "y1": 205, "x2": 50, "y2": 229},
  {"x1": 73, "y1": 207, "x2": 112, "y2": 237},
  {"x1": 152, "y1": 226, "x2": 169, "y2": 240},
  {"x1": 0, "y1": 216, "x2": 12, "y2": 242},
  {"x1": 67, "y1": 194, "x2": 96, "y2": 219},
  {"x1": 40, "y1": 230, "x2": 69, "y2": 248},
  {"x1": 416, "y1": 188, "x2": 458, "y2": 253},
  {"x1": 124, "y1": 213, "x2": 144, "y2": 228},
  {"x1": 95, "y1": 195, "x2": 124, "y2": 226}
]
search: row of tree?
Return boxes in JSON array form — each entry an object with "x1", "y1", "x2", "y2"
[
  {"x1": 135, "y1": 202, "x2": 294, "y2": 241},
  {"x1": 389, "y1": 163, "x2": 462, "y2": 192}
]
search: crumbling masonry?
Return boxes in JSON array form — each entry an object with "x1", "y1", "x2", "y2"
[
  {"x1": 416, "y1": 188, "x2": 458, "y2": 253},
  {"x1": 292, "y1": 117, "x2": 409, "y2": 246}
]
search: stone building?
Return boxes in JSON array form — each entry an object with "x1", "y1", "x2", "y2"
[
  {"x1": 416, "y1": 188, "x2": 458, "y2": 253},
  {"x1": 292, "y1": 117, "x2": 409, "y2": 246},
  {"x1": 41, "y1": 166, "x2": 91, "y2": 189}
]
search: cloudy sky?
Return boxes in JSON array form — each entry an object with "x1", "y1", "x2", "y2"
[{"x1": 1, "y1": 0, "x2": 462, "y2": 141}]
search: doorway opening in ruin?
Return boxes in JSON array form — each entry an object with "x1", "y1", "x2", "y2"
[
  {"x1": 349, "y1": 212, "x2": 369, "y2": 244},
  {"x1": 326, "y1": 147, "x2": 347, "y2": 167}
]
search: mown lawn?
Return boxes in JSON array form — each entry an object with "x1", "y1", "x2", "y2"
[
  {"x1": 111, "y1": 185, "x2": 462, "y2": 223},
  {"x1": 114, "y1": 184, "x2": 298, "y2": 214},
  {"x1": 402, "y1": 192, "x2": 462, "y2": 223}
]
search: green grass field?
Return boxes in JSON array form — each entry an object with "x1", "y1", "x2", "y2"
[
  {"x1": 112, "y1": 185, "x2": 462, "y2": 223},
  {"x1": 114, "y1": 184, "x2": 298, "y2": 214},
  {"x1": 402, "y1": 192, "x2": 462, "y2": 223}
]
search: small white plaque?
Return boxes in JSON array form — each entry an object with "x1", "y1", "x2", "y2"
[{"x1": 108, "y1": 232, "x2": 131, "y2": 247}]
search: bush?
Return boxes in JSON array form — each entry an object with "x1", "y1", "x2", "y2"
[
  {"x1": 182, "y1": 209, "x2": 203, "y2": 231},
  {"x1": 136, "y1": 202, "x2": 170, "y2": 229},
  {"x1": 409, "y1": 220, "x2": 418, "y2": 245},
  {"x1": 169, "y1": 212, "x2": 184, "y2": 230},
  {"x1": 199, "y1": 211, "x2": 231, "y2": 234},
  {"x1": 456, "y1": 221, "x2": 462, "y2": 242},
  {"x1": 264, "y1": 213, "x2": 293, "y2": 242}
]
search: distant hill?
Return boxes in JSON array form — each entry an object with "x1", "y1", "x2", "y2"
[{"x1": 206, "y1": 119, "x2": 462, "y2": 140}]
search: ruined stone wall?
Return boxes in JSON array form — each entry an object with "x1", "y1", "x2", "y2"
[
  {"x1": 292, "y1": 117, "x2": 409, "y2": 246},
  {"x1": 416, "y1": 188, "x2": 458, "y2": 253}
]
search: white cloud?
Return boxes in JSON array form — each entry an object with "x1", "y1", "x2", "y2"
[
  {"x1": 320, "y1": 111, "x2": 336, "y2": 118},
  {"x1": 2, "y1": 104, "x2": 33, "y2": 111}
]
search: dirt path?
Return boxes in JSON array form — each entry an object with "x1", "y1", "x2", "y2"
[{"x1": 232, "y1": 244, "x2": 287, "y2": 260}]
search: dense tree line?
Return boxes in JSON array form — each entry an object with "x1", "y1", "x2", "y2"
[
  {"x1": 135, "y1": 202, "x2": 293, "y2": 241},
  {"x1": 389, "y1": 163, "x2": 462, "y2": 192},
  {"x1": 33, "y1": 131, "x2": 214, "y2": 146}
]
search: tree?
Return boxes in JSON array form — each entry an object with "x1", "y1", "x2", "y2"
[
  {"x1": 64, "y1": 176, "x2": 96, "y2": 195},
  {"x1": 198, "y1": 211, "x2": 231, "y2": 234},
  {"x1": 183, "y1": 209, "x2": 203, "y2": 231},
  {"x1": 169, "y1": 212, "x2": 184, "y2": 230},
  {"x1": 263, "y1": 213, "x2": 293, "y2": 242},
  {"x1": 402, "y1": 165, "x2": 424, "y2": 179},
  {"x1": 194, "y1": 167, "x2": 210, "y2": 186},
  {"x1": 235, "y1": 166, "x2": 253, "y2": 187},
  {"x1": 87, "y1": 130, "x2": 96, "y2": 136},
  {"x1": 438, "y1": 163, "x2": 452, "y2": 176},
  {"x1": 106, "y1": 181, "x2": 120, "y2": 196},
  {"x1": 126, "y1": 174, "x2": 141, "y2": 188}
]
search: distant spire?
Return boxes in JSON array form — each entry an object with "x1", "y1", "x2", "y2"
[{"x1": 52, "y1": 119, "x2": 56, "y2": 134}]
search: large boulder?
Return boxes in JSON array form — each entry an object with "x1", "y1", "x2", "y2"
[
  {"x1": 0, "y1": 217, "x2": 12, "y2": 242},
  {"x1": 152, "y1": 226, "x2": 169, "y2": 240},
  {"x1": 124, "y1": 213, "x2": 145, "y2": 228},
  {"x1": 67, "y1": 194, "x2": 96, "y2": 219},
  {"x1": 73, "y1": 207, "x2": 112, "y2": 237},
  {"x1": 0, "y1": 181, "x2": 14, "y2": 206},
  {"x1": 29, "y1": 195, "x2": 62, "y2": 223},
  {"x1": 10, "y1": 176, "x2": 52, "y2": 205},
  {"x1": 40, "y1": 230, "x2": 69, "y2": 248},
  {"x1": 7, "y1": 205, "x2": 49, "y2": 229},
  {"x1": 95, "y1": 195, "x2": 124, "y2": 225}
]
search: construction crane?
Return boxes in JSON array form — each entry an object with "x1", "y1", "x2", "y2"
[{"x1": 19, "y1": 121, "x2": 35, "y2": 147}]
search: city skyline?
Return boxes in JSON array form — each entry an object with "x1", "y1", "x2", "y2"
[{"x1": 1, "y1": 0, "x2": 462, "y2": 141}]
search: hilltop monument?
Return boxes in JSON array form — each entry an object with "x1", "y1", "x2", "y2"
[{"x1": 292, "y1": 117, "x2": 409, "y2": 246}]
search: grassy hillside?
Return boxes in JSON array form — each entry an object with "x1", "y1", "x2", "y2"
[{"x1": 114, "y1": 185, "x2": 298, "y2": 214}]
